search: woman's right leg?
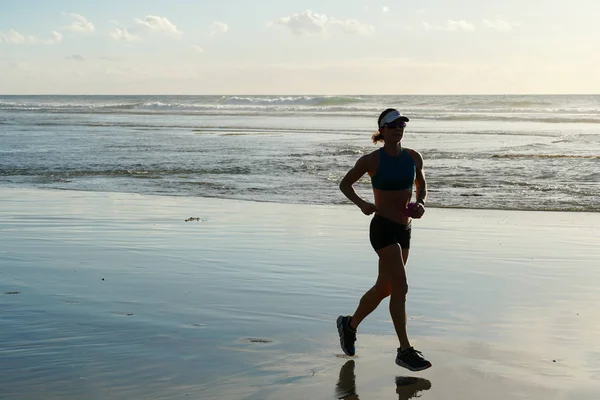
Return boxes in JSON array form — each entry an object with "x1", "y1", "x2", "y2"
[{"x1": 375, "y1": 244, "x2": 431, "y2": 371}]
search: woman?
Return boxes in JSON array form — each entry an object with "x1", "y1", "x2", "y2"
[{"x1": 336, "y1": 108, "x2": 431, "y2": 371}]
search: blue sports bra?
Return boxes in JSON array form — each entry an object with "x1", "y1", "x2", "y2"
[{"x1": 371, "y1": 148, "x2": 416, "y2": 191}]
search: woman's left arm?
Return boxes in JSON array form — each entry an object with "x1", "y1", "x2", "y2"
[
  {"x1": 410, "y1": 150, "x2": 427, "y2": 218},
  {"x1": 413, "y1": 150, "x2": 427, "y2": 205}
]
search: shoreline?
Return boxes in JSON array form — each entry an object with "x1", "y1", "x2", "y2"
[{"x1": 3, "y1": 185, "x2": 598, "y2": 213}]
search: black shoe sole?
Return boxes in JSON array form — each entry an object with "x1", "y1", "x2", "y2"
[{"x1": 395, "y1": 359, "x2": 432, "y2": 372}]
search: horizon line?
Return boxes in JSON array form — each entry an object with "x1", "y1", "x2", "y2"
[{"x1": 2, "y1": 93, "x2": 600, "y2": 96}]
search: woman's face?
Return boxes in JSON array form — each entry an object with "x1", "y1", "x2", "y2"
[{"x1": 380, "y1": 120, "x2": 406, "y2": 143}]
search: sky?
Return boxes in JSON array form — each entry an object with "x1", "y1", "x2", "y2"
[{"x1": 1, "y1": 0, "x2": 599, "y2": 94}]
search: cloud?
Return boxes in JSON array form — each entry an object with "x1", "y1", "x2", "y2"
[
  {"x1": 110, "y1": 28, "x2": 141, "y2": 42},
  {"x1": 65, "y1": 54, "x2": 85, "y2": 62},
  {"x1": 330, "y1": 19, "x2": 375, "y2": 35},
  {"x1": 270, "y1": 10, "x2": 327, "y2": 35},
  {"x1": 50, "y1": 31, "x2": 64, "y2": 43},
  {"x1": 448, "y1": 20, "x2": 475, "y2": 31},
  {"x1": 210, "y1": 21, "x2": 229, "y2": 36},
  {"x1": 190, "y1": 45, "x2": 204, "y2": 53},
  {"x1": 62, "y1": 13, "x2": 95, "y2": 33},
  {"x1": 0, "y1": 29, "x2": 63, "y2": 44},
  {"x1": 135, "y1": 15, "x2": 182, "y2": 36},
  {"x1": 423, "y1": 20, "x2": 475, "y2": 31},
  {"x1": 0, "y1": 30, "x2": 37, "y2": 44},
  {"x1": 270, "y1": 10, "x2": 374, "y2": 36},
  {"x1": 110, "y1": 16, "x2": 182, "y2": 42},
  {"x1": 483, "y1": 18, "x2": 521, "y2": 31}
]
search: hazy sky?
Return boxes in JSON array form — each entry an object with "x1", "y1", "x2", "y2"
[{"x1": 1, "y1": 0, "x2": 599, "y2": 94}]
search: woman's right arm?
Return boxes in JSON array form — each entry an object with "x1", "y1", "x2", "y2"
[{"x1": 339, "y1": 155, "x2": 377, "y2": 215}]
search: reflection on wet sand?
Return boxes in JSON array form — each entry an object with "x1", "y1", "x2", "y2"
[{"x1": 335, "y1": 360, "x2": 431, "y2": 400}]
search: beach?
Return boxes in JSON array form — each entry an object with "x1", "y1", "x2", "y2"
[
  {"x1": 1, "y1": 187, "x2": 599, "y2": 399},
  {"x1": 3, "y1": 0, "x2": 600, "y2": 397}
]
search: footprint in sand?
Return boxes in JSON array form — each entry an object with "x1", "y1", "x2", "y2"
[
  {"x1": 241, "y1": 338, "x2": 273, "y2": 344},
  {"x1": 185, "y1": 217, "x2": 207, "y2": 222},
  {"x1": 181, "y1": 323, "x2": 207, "y2": 329}
]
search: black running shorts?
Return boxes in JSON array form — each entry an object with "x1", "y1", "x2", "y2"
[{"x1": 369, "y1": 214, "x2": 412, "y2": 251}]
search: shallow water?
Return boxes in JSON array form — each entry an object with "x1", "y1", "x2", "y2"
[{"x1": 1, "y1": 95, "x2": 599, "y2": 212}]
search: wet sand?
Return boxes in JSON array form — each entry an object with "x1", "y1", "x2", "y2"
[{"x1": 1, "y1": 188, "x2": 599, "y2": 399}]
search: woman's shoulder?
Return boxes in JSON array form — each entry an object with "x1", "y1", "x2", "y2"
[
  {"x1": 403, "y1": 148, "x2": 424, "y2": 165},
  {"x1": 365, "y1": 148, "x2": 383, "y2": 162},
  {"x1": 367, "y1": 147, "x2": 382, "y2": 156},
  {"x1": 357, "y1": 148, "x2": 380, "y2": 161},
  {"x1": 356, "y1": 148, "x2": 381, "y2": 173},
  {"x1": 403, "y1": 147, "x2": 422, "y2": 157}
]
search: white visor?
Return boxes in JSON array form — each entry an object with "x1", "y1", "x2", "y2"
[{"x1": 379, "y1": 110, "x2": 409, "y2": 128}]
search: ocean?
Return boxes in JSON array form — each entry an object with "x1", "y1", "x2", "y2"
[{"x1": 1, "y1": 94, "x2": 599, "y2": 212}]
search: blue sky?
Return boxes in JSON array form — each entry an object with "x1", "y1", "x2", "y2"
[{"x1": 1, "y1": 0, "x2": 599, "y2": 94}]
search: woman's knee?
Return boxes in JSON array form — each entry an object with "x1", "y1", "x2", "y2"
[{"x1": 391, "y1": 279, "x2": 408, "y2": 297}]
